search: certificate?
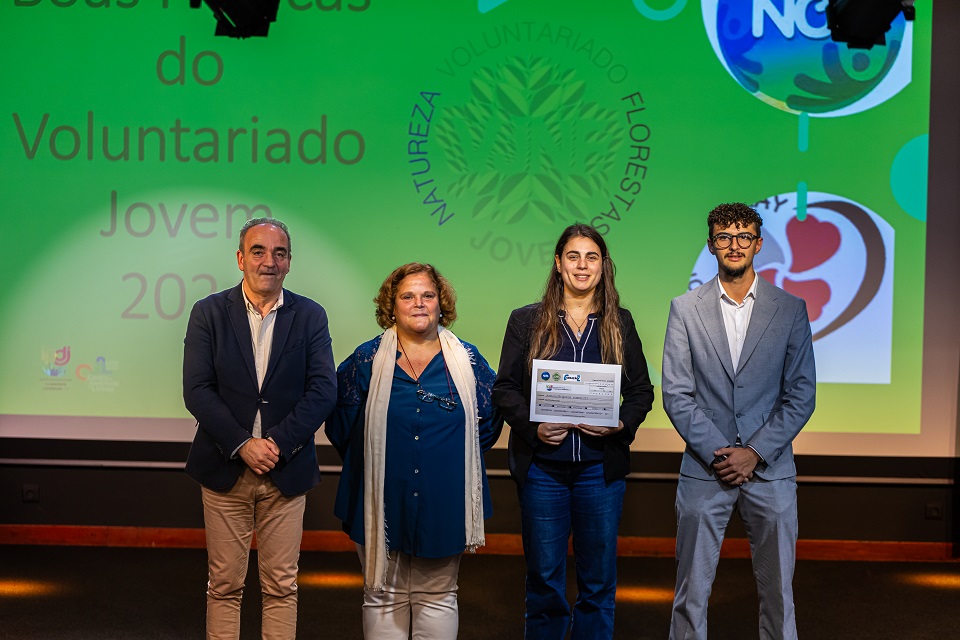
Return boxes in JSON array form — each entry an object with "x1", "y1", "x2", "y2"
[{"x1": 529, "y1": 359, "x2": 622, "y2": 428}]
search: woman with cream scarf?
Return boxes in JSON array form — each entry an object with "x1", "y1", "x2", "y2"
[{"x1": 327, "y1": 262, "x2": 503, "y2": 639}]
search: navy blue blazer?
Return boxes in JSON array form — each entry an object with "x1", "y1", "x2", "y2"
[{"x1": 183, "y1": 283, "x2": 337, "y2": 496}]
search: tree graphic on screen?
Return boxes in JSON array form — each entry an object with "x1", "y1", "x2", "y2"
[{"x1": 433, "y1": 56, "x2": 622, "y2": 225}]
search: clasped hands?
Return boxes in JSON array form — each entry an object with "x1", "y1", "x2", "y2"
[
  {"x1": 712, "y1": 446, "x2": 760, "y2": 487},
  {"x1": 537, "y1": 421, "x2": 624, "y2": 445},
  {"x1": 239, "y1": 437, "x2": 280, "y2": 475}
]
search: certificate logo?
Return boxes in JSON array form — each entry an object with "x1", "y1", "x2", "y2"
[
  {"x1": 703, "y1": 0, "x2": 912, "y2": 116},
  {"x1": 541, "y1": 371, "x2": 551, "y2": 380},
  {"x1": 562, "y1": 373, "x2": 582, "y2": 382},
  {"x1": 688, "y1": 191, "x2": 893, "y2": 383},
  {"x1": 552, "y1": 372, "x2": 561, "y2": 381}
]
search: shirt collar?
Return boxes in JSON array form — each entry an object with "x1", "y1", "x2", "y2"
[
  {"x1": 242, "y1": 287, "x2": 284, "y2": 315},
  {"x1": 716, "y1": 274, "x2": 759, "y2": 304}
]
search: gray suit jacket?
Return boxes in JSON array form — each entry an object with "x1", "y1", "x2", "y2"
[{"x1": 662, "y1": 276, "x2": 816, "y2": 480}]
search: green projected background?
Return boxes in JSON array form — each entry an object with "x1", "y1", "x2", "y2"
[{"x1": 0, "y1": 1, "x2": 933, "y2": 450}]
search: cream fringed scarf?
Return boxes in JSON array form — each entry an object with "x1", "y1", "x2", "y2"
[{"x1": 362, "y1": 325, "x2": 485, "y2": 590}]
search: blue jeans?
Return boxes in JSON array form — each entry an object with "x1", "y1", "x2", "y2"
[{"x1": 519, "y1": 460, "x2": 626, "y2": 640}]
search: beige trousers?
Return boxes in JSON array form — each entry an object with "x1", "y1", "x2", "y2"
[
  {"x1": 201, "y1": 468, "x2": 306, "y2": 640},
  {"x1": 357, "y1": 545, "x2": 462, "y2": 640}
]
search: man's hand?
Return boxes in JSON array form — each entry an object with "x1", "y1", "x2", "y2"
[
  {"x1": 575, "y1": 420, "x2": 626, "y2": 437},
  {"x1": 713, "y1": 446, "x2": 759, "y2": 486},
  {"x1": 239, "y1": 437, "x2": 280, "y2": 475},
  {"x1": 537, "y1": 422, "x2": 575, "y2": 445}
]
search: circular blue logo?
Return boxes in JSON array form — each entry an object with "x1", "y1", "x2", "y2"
[
  {"x1": 540, "y1": 371, "x2": 551, "y2": 381},
  {"x1": 703, "y1": 0, "x2": 912, "y2": 116}
]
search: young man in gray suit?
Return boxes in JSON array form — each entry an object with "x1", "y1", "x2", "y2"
[{"x1": 662, "y1": 202, "x2": 817, "y2": 640}]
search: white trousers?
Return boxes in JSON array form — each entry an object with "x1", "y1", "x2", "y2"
[{"x1": 357, "y1": 545, "x2": 462, "y2": 640}]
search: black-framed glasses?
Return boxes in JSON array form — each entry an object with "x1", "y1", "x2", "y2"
[
  {"x1": 416, "y1": 388, "x2": 458, "y2": 411},
  {"x1": 710, "y1": 232, "x2": 760, "y2": 249}
]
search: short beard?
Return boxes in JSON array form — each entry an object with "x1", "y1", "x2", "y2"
[{"x1": 720, "y1": 263, "x2": 748, "y2": 279}]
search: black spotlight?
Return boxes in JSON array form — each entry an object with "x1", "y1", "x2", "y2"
[
  {"x1": 826, "y1": 0, "x2": 916, "y2": 49},
  {"x1": 190, "y1": 0, "x2": 281, "y2": 39}
]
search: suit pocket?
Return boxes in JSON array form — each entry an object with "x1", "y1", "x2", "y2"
[
  {"x1": 761, "y1": 409, "x2": 781, "y2": 424},
  {"x1": 283, "y1": 338, "x2": 305, "y2": 353}
]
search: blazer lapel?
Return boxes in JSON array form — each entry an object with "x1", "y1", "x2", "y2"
[
  {"x1": 227, "y1": 285, "x2": 258, "y2": 385},
  {"x1": 695, "y1": 278, "x2": 735, "y2": 382},
  {"x1": 262, "y1": 290, "x2": 294, "y2": 389},
  {"x1": 737, "y1": 277, "x2": 778, "y2": 374}
]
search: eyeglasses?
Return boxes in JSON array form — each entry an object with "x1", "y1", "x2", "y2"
[
  {"x1": 416, "y1": 388, "x2": 458, "y2": 411},
  {"x1": 710, "y1": 232, "x2": 760, "y2": 249}
]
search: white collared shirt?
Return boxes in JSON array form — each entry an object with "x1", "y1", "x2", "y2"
[
  {"x1": 717, "y1": 275, "x2": 758, "y2": 373},
  {"x1": 717, "y1": 276, "x2": 765, "y2": 460},
  {"x1": 242, "y1": 288, "x2": 284, "y2": 438}
]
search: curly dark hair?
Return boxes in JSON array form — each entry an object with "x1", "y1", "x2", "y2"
[
  {"x1": 374, "y1": 263, "x2": 457, "y2": 330},
  {"x1": 706, "y1": 203, "x2": 763, "y2": 237}
]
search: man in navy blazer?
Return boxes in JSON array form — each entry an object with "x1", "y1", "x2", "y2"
[
  {"x1": 183, "y1": 217, "x2": 336, "y2": 640},
  {"x1": 663, "y1": 203, "x2": 816, "y2": 640}
]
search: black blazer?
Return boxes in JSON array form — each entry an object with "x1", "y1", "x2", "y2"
[
  {"x1": 183, "y1": 284, "x2": 337, "y2": 496},
  {"x1": 492, "y1": 304, "x2": 655, "y2": 486}
]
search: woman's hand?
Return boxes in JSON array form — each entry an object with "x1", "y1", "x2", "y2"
[
  {"x1": 575, "y1": 420, "x2": 625, "y2": 437},
  {"x1": 537, "y1": 422, "x2": 575, "y2": 445}
]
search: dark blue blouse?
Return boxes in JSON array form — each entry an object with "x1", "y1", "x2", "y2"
[{"x1": 326, "y1": 334, "x2": 502, "y2": 558}]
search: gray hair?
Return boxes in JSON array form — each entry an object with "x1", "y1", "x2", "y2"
[{"x1": 238, "y1": 217, "x2": 291, "y2": 254}]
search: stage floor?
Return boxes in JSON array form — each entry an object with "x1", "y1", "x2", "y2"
[{"x1": 1, "y1": 545, "x2": 957, "y2": 639}]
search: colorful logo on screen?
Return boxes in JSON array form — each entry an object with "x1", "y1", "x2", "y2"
[
  {"x1": 688, "y1": 192, "x2": 894, "y2": 384},
  {"x1": 541, "y1": 371, "x2": 551, "y2": 381},
  {"x1": 41, "y1": 346, "x2": 71, "y2": 377},
  {"x1": 76, "y1": 356, "x2": 120, "y2": 391},
  {"x1": 76, "y1": 356, "x2": 113, "y2": 381},
  {"x1": 702, "y1": 0, "x2": 912, "y2": 115}
]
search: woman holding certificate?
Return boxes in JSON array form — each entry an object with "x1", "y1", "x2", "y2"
[
  {"x1": 492, "y1": 223, "x2": 654, "y2": 640},
  {"x1": 327, "y1": 262, "x2": 503, "y2": 639}
]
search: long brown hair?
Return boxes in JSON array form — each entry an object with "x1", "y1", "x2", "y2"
[{"x1": 528, "y1": 223, "x2": 624, "y2": 366}]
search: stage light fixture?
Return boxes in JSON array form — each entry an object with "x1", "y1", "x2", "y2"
[
  {"x1": 190, "y1": 0, "x2": 280, "y2": 39},
  {"x1": 825, "y1": 0, "x2": 915, "y2": 49}
]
